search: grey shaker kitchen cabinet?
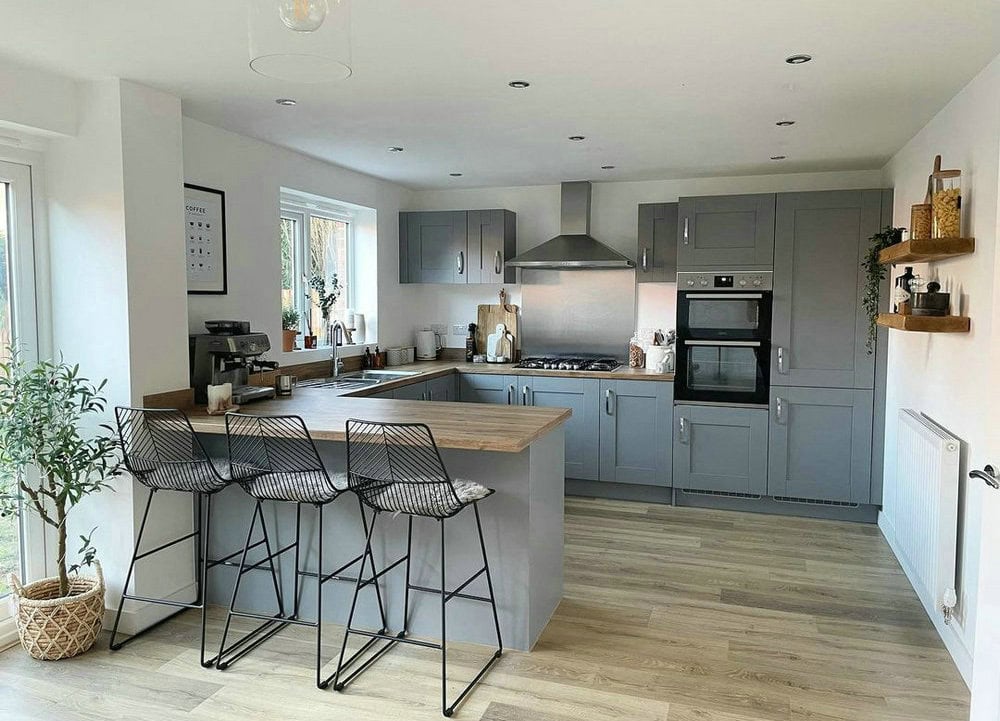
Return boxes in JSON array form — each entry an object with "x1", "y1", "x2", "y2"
[
  {"x1": 673, "y1": 404, "x2": 768, "y2": 494},
  {"x1": 767, "y1": 386, "x2": 874, "y2": 503},
  {"x1": 521, "y1": 376, "x2": 601, "y2": 481},
  {"x1": 459, "y1": 373, "x2": 519, "y2": 405},
  {"x1": 676, "y1": 194, "x2": 775, "y2": 269},
  {"x1": 425, "y1": 374, "x2": 459, "y2": 402},
  {"x1": 637, "y1": 202, "x2": 678, "y2": 283},
  {"x1": 399, "y1": 211, "x2": 468, "y2": 284},
  {"x1": 467, "y1": 210, "x2": 516, "y2": 284},
  {"x1": 771, "y1": 190, "x2": 882, "y2": 390},
  {"x1": 392, "y1": 381, "x2": 428, "y2": 400},
  {"x1": 598, "y1": 380, "x2": 673, "y2": 486}
]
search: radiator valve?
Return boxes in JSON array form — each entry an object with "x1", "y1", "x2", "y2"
[{"x1": 942, "y1": 587, "x2": 958, "y2": 624}]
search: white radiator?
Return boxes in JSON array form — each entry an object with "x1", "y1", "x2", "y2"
[{"x1": 882, "y1": 409, "x2": 961, "y2": 620}]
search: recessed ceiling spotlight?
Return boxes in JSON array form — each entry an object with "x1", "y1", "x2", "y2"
[
  {"x1": 388, "y1": 146, "x2": 405, "y2": 152},
  {"x1": 449, "y1": 173, "x2": 463, "y2": 177},
  {"x1": 785, "y1": 54, "x2": 812, "y2": 64},
  {"x1": 775, "y1": 120, "x2": 796, "y2": 127},
  {"x1": 601, "y1": 165, "x2": 616, "y2": 170},
  {"x1": 508, "y1": 80, "x2": 531, "y2": 89},
  {"x1": 568, "y1": 135, "x2": 586, "y2": 142},
  {"x1": 770, "y1": 155, "x2": 787, "y2": 161},
  {"x1": 275, "y1": 98, "x2": 297, "y2": 106}
]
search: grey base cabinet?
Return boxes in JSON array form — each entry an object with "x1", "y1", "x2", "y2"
[
  {"x1": 392, "y1": 381, "x2": 427, "y2": 400},
  {"x1": 598, "y1": 380, "x2": 673, "y2": 486},
  {"x1": 521, "y1": 376, "x2": 600, "y2": 481},
  {"x1": 459, "y1": 372, "x2": 518, "y2": 405},
  {"x1": 426, "y1": 374, "x2": 458, "y2": 402},
  {"x1": 673, "y1": 404, "x2": 768, "y2": 494},
  {"x1": 767, "y1": 387, "x2": 874, "y2": 504}
]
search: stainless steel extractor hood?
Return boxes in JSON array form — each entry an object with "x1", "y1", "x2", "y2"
[{"x1": 506, "y1": 181, "x2": 634, "y2": 269}]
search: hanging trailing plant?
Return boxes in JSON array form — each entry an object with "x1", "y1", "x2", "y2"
[{"x1": 861, "y1": 226, "x2": 905, "y2": 354}]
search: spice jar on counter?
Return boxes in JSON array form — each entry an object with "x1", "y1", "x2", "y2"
[{"x1": 931, "y1": 157, "x2": 962, "y2": 239}]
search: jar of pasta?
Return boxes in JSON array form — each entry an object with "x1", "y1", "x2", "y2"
[{"x1": 931, "y1": 167, "x2": 962, "y2": 239}]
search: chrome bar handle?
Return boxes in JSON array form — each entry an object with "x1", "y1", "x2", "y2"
[
  {"x1": 678, "y1": 417, "x2": 688, "y2": 443},
  {"x1": 457, "y1": 251, "x2": 464, "y2": 275},
  {"x1": 508, "y1": 384, "x2": 514, "y2": 405},
  {"x1": 641, "y1": 247, "x2": 649, "y2": 272},
  {"x1": 777, "y1": 346, "x2": 786, "y2": 374},
  {"x1": 683, "y1": 217, "x2": 690, "y2": 245},
  {"x1": 494, "y1": 250, "x2": 502, "y2": 275},
  {"x1": 605, "y1": 388, "x2": 616, "y2": 415},
  {"x1": 775, "y1": 396, "x2": 784, "y2": 424},
  {"x1": 522, "y1": 385, "x2": 531, "y2": 406},
  {"x1": 421, "y1": 391, "x2": 427, "y2": 401},
  {"x1": 970, "y1": 465, "x2": 1000, "y2": 489}
]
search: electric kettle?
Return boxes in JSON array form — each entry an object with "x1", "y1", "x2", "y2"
[{"x1": 415, "y1": 329, "x2": 442, "y2": 360}]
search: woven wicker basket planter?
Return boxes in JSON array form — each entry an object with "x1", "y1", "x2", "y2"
[{"x1": 8, "y1": 561, "x2": 105, "y2": 660}]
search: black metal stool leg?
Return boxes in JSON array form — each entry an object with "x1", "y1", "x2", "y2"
[
  {"x1": 440, "y1": 518, "x2": 450, "y2": 717},
  {"x1": 402, "y1": 514, "x2": 413, "y2": 635},
  {"x1": 109, "y1": 488, "x2": 156, "y2": 651},
  {"x1": 474, "y1": 503, "x2": 504, "y2": 654},
  {"x1": 358, "y1": 497, "x2": 389, "y2": 635},
  {"x1": 198, "y1": 493, "x2": 216, "y2": 667},
  {"x1": 316, "y1": 504, "x2": 326, "y2": 689},
  {"x1": 292, "y1": 503, "x2": 303, "y2": 618},
  {"x1": 332, "y1": 510, "x2": 379, "y2": 691}
]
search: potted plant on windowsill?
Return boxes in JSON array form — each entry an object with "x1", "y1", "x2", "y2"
[
  {"x1": 309, "y1": 273, "x2": 343, "y2": 346},
  {"x1": 281, "y1": 307, "x2": 301, "y2": 352},
  {"x1": 0, "y1": 351, "x2": 123, "y2": 660}
]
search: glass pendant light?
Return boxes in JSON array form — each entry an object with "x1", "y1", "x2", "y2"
[{"x1": 278, "y1": 0, "x2": 330, "y2": 32}]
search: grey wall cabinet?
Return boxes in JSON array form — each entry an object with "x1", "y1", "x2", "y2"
[
  {"x1": 673, "y1": 404, "x2": 768, "y2": 494},
  {"x1": 467, "y1": 210, "x2": 516, "y2": 284},
  {"x1": 459, "y1": 373, "x2": 518, "y2": 405},
  {"x1": 677, "y1": 194, "x2": 775, "y2": 269},
  {"x1": 771, "y1": 190, "x2": 881, "y2": 390},
  {"x1": 637, "y1": 202, "x2": 678, "y2": 283},
  {"x1": 521, "y1": 376, "x2": 600, "y2": 481},
  {"x1": 598, "y1": 380, "x2": 673, "y2": 486},
  {"x1": 392, "y1": 381, "x2": 427, "y2": 400},
  {"x1": 400, "y1": 209, "x2": 516, "y2": 284},
  {"x1": 767, "y1": 387, "x2": 874, "y2": 504},
  {"x1": 426, "y1": 374, "x2": 459, "y2": 402},
  {"x1": 399, "y1": 211, "x2": 468, "y2": 284}
]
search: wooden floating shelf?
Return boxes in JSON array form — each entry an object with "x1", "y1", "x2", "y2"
[
  {"x1": 878, "y1": 237, "x2": 975, "y2": 265},
  {"x1": 877, "y1": 313, "x2": 970, "y2": 333}
]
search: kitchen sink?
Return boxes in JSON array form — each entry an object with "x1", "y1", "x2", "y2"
[
  {"x1": 344, "y1": 370, "x2": 418, "y2": 381},
  {"x1": 297, "y1": 370, "x2": 417, "y2": 391}
]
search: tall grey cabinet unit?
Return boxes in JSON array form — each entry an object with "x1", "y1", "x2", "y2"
[
  {"x1": 400, "y1": 209, "x2": 516, "y2": 284},
  {"x1": 520, "y1": 376, "x2": 601, "y2": 481},
  {"x1": 599, "y1": 380, "x2": 673, "y2": 486},
  {"x1": 768, "y1": 387, "x2": 874, "y2": 504},
  {"x1": 677, "y1": 194, "x2": 775, "y2": 269},
  {"x1": 770, "y1": 190, "x2": 881, "y2": 389},
  {"x1": 673, "y1": 404, "x2": 768, "y2": 494},
  {"x1": 637, "y1": 202, "x2": 678, "y2": 282},
  {"x1": 467, "y1": 210, "x2": 516, "y2": 284}
]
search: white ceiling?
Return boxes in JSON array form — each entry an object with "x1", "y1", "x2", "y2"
[{"x1": 1, "y1": 1, "x2": 998, "y2": 189}]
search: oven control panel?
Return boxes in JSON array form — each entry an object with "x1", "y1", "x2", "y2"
[{"x1": 676, "y1": 271, "x2": 773, "y2": 291}]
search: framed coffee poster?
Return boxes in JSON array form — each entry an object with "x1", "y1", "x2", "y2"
[{"x1": 184, "y1": 183, "x2": 228, "y2": 294}]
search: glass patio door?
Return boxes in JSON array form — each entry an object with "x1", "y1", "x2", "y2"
[{"x1": 0, "y1": 159, "x2": 38, "y2": 622}]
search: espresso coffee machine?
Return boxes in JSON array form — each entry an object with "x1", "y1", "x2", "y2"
[{"x1": 189, "y1": 321, "x2": 278, "y2": 405}]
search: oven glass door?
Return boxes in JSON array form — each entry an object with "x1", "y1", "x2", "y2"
[
  {"x1": 675, "y1": 340, "x2": 769, "y2": 404},
  {"x1": 678, "y1": 293, "x2": 770, "y2": 340}
]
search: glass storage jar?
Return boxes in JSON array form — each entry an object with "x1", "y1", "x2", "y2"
[{"x1": 931, "y1": 168, "x2": 962, "y2": 239}]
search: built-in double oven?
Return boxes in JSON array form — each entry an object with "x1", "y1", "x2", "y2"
[{"x1": 674, "y1": 271, "x2": 773, "y2": 405}]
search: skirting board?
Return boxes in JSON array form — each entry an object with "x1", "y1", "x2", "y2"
[
  {"x1": 0, "y1": 617, "x2": 18, "y2": 652},
  {"x1": 101, "y1": 580, "x2": 199, "y2": 636},
  {"x1": 879, "y1": 511, "x2": 972, "y2": 687}
]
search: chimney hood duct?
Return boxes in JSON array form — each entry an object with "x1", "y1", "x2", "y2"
[{"x1": 506, "y1": 181, "x2": 635, "y2": 269}]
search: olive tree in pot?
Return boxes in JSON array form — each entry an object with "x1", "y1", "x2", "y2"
[{"x1": 0, "y1": 352, "x2": 123, "y2": 660}]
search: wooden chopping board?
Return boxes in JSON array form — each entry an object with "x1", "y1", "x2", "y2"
[{"x1": 477, "y1": 291, "x2": 520, "y2": 361}]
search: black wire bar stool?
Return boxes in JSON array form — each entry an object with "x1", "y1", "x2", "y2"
[
  {"x1": 110, "y1": 407, "x2": 284, "y2": 668},
  {"x1": 217, "y1": 412, "x2": 388, "y2": 688},
  {"x1": 333, "y1": 420, "x2": 503, "y2": 718}
]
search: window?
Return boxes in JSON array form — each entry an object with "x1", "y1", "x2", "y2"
[{"x1": 280, "y1": 197, "x2": 353, "y2": 347}]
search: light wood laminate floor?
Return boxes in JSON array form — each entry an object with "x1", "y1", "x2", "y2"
[{"x1": 0, "y1": 499, "x2": 970, "y2": 720}]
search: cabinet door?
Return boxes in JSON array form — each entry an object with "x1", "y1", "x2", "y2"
[
  {"x1": 677, "y1": 194, "x2": 775, "y2": 269},
  {"x1": 468, "y1": 210, "x2": 516, "y2": 284},
  {"x1": 637, "y1": 202, "x2": 678, "y2": 283},
  {"x1": 459, "y1": 373, "x2": 517, "y2": 404},
  {"x1": 598, "y1": 380, "x2": 673, "y2": 486},
  {"x1": 401, "y1": 211, "x2": 468, "y2": 284},
  {"x1": 524, "y1": 376, "x2": 600, "y2": 481},
  {"x1": 673, "y1": 404, "x2": 768, "y2": 494},
  {"x1": 425, "y1": 374, "x2": 458, "y2": 402},
  {"x1": 392, "y1": 381, "x2": 427, "y2": 401},
  {"x1": 767, "y1": 387, "x2": 874, "y2": 503},
  {"x1": 771, "y1": 190, "x2": 881, "y2": 389}
]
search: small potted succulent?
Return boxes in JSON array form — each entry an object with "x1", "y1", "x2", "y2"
[
  {"x1": 281, "y1": 306, "x2": 301, "y2": 352},
  {"x1": 0, "y1": 351, "x2": 123, "y2": 660}
]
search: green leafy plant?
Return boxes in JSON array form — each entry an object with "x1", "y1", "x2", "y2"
[
  {"x1": 861, "y1": 226, "x2": 905, "y2": 354},
  {"x1": 309, "y1": 274, "x2": 341, "y2": 321},
  {"x1": 0, "y1": 351, "x2": 123, "y2": 597},
  {"x1": 281, "y1": 306, "x2": 300, "y2": 331}
]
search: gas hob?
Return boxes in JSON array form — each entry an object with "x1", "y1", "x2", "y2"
[{"x1": 514, "y1": 356, "x2": 622, "y2": 372}]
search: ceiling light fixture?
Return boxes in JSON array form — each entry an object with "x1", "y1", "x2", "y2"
[
  {"x1": 568, "y1": 135, "x2": 586, "y2": 142},
  {"x1": 601, "y1": 165, "x2": 616, "y2": 170},
  {"x1": 508, "y1": 80, "x2": 531, "y2": 89},
  {"x1": 775, "y1": 120, "x2": 796, "y2": 127},
  {"x1": 275, "y1": 98, "x2": 297, "y2": 106},
  {"x1": 449, "y1": 173, "x2": 463, "y2": 177},
  {"x1": 785, "y1": 54, "x2": 812, "y2": 64},
  {"x1": 278, "y1": 0, "x2": 330, "y2": 32},
  {"x1": 388, "y1": 146, "x2": 405, "y2": 152},
  {"x1": 770, "y1": 155, "x2": 787, "y2": 161}
]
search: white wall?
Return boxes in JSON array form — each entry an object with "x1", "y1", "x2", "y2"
[
  {"x1": 0, "y1": 57, "x2": 77, "y2": 137},
  {"x1": 879, "y1": 54, "x2": 1000, "y2": 683},
  {"x1": 182, "y1": 118, "x2": 411, "y2": 363}
]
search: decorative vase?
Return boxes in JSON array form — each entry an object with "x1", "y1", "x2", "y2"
[
  {"x1": 8, "y1": 561, "x2": 105, "y2": 661},
  {"x1": 282, "y1": 329, "x2": 298, "y2": 352}
]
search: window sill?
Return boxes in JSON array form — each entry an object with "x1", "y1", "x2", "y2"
[{"x1": 288, "y1": 343, "x2": 367, "y2": 353}]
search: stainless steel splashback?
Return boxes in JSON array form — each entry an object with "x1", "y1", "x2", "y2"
[{"x1": 520, "y1": 269, "x2": 636, "y2": 359}]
